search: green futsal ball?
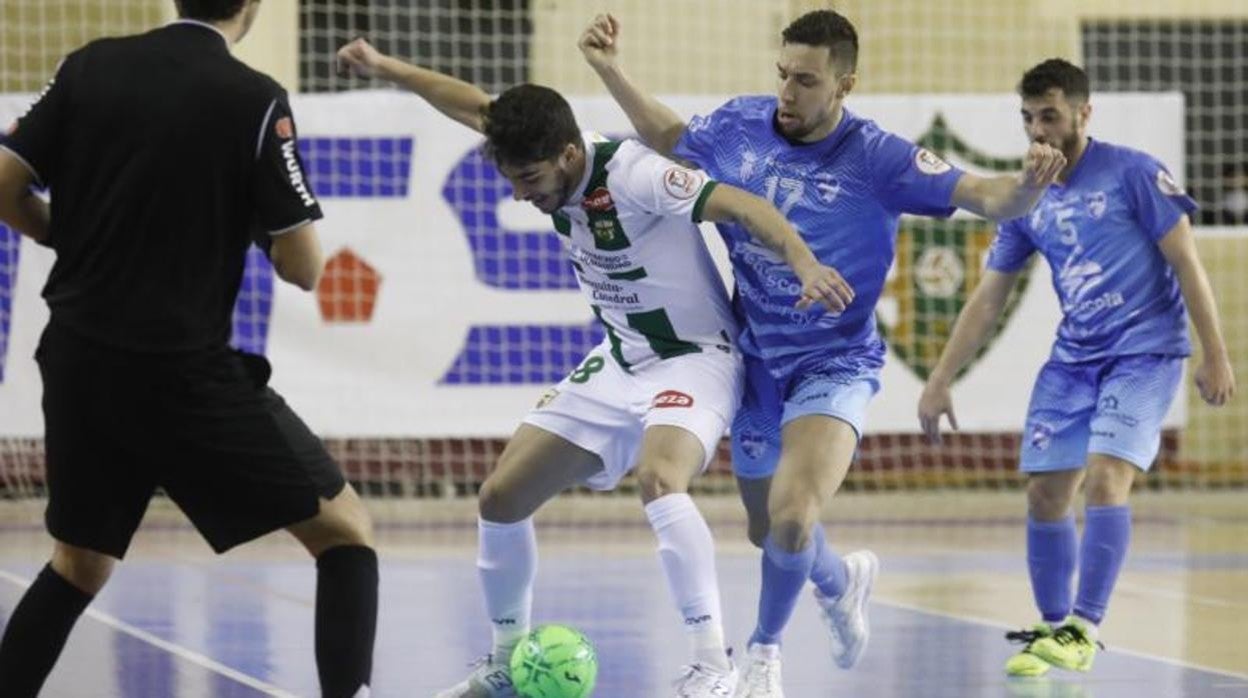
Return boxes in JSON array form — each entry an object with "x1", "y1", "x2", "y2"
[{"x1": 509, "y1": 624, "x2": 598, "y2": 698}]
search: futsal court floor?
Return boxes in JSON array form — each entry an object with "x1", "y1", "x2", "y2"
[{"x1": 1, "y1": 492, "x2": 1244, "y2": 697}]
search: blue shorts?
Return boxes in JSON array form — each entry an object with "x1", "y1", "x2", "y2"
[
  {"x1": 1021, "y1": 354, "x2": 1184, "y2": 473},
  {"x1": 731, "y1": 351, "x2": 881, "y2": 480}
]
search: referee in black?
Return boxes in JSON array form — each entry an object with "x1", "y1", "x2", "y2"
[{"x1": 0, "y1": 2, "x2": 378, "y2": 696}]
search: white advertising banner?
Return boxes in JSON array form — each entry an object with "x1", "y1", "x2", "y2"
[{"x1": 0, "y1": 92, "x2": 1187, "y2": 437}]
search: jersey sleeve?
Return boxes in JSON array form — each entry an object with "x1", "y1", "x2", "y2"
[
  {"x1": 985, "y1": 218, "x2": 1036, "y2": 273},
  {"x1": 2, "y1": 57, "x2": 73, "y2": 188},
  {"x1": 672, "y1": 98, "x2": 743, "y2": 175},
  {"x1": 614, "y1": 144, "x2": 719, "y2": 223},
  {"x1": 252, "y1": 93, "x2": 323, "y2": 235},
  {"x1": 1122, "y1": 158, "x2": 1198, "y2": 242},
  {"x1": 867, "y1": 131, "x2": 963, "y2": 217}
]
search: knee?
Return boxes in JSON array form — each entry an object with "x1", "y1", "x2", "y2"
[
  {"x1": 51, "y1": 543, "x2": 114, "y2": 595},
  {"x1": 292, "y1": 486, "x2": 375, "y2": 557},
  {"x1": 746, "y1": 517, "x2": 770, "y2": 549},
  {"x1": 1084, "y1": 462, "x2": 1135, "y2": 507},
  {"x1": 478, "y1": 476, "x2": 530, "y2": 523},
  {"x1": 766, "y1": 496, "x2": 817, "y2": 552},
  {"x1": 1027, "y1": 475, "x2": 1077, "y2": 520},
  {"x1": 636, "y1": 458, "x2": 691, "y2": 503}
]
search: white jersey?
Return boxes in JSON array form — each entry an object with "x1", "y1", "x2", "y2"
[{"x1": 553, "y1": 134, "x2": 738, "y2": 370}]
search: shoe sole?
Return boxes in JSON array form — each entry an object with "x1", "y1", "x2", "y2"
[{"x1": 835, "y1": 550, "x2": 879, "y2": 670}]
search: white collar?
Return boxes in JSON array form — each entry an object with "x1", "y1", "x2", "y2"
[{"x1": 169, "y1": 19, "x2": 230, "y2": 45}]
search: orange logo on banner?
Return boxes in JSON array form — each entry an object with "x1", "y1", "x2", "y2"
[{"x1": 316, "y1": 248, "x2": 382, "y2": 323}]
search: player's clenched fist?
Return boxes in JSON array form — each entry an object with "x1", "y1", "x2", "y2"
[
  {"x1": 337, "y1": 37, "x2": 387, "y2": 79},
  {"x1": 1021, "y1": 142, "x2": 1066, "y2": 188},
  {"x1": 578, "y1": 13, "x2": 621, "y2": 72},
  {"x1": 794, "y1": 260, "x2": 855, "y2": 313}
]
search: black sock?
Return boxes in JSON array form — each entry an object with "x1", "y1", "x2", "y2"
[
  {"x1": 316, "y1": 545, "x2": 379, "y2": 698},
  {"x1": 0, "y1": 563, "x2": 94, "y2": 697}
]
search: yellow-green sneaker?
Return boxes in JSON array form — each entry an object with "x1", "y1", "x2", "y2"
[
  {"x1": 1004, "y1": 624, "x2": 1054, "y2": 677},
  {"x1": 1029, "y1": 618, "x2": 1101, "y2": 672}
]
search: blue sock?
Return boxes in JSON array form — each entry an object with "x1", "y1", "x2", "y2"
[
  {"x1": 808, "y1": 524, "x2": 848, "y2": 598},
  {"x1": 1074, "y1": 505, "x2": 1131, "y2": 625},
  {"x1": 748, "y1": 533, "x2": 816, "y2": 647},
  {"x1": 1027, "y1": 516, "x2": 1077, "y2": 624}
]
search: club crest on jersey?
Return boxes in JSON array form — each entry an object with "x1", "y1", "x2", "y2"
[
  {"x1": 914, "y1": 148, "x2": 952, "y2": 175},
  {"x1": 591, "y1": 219, "x2": 617, "y2": 243},
  {"x1": 663, "y1": 167, "x2": 703, "y2": 200},
  {"x1": 881, "y1": 114, "x2": 1035, "y2": 382},
  {"x1": 274, "y1": 116, "x2": 294, "y2": 140},
  {"x1": 1156, "y1": 169, "x2": 1184, "y2": 196},
  {"x1": 582, "y1": 186, "x2": 615, "y2": 213},
  {"x1": 814, "y1": 173, "x2": 841, "y2": 203},
  {"x1": 1085, "y1": 191, "x2": 1107, "y2": 220},
  {"x1": 652, "y1": 390, "x2": 694, "y2": 408}
]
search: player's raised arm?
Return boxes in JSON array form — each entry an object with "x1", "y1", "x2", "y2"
[
  {"x1": 951, "y1": 142, "x2": 1067, "y2": 221},
  {"x1": 918, "y1": 269, "x2": 1020, "y2": 444},
  {"x1": 1157, "y1": 215, "x2": 1237, "y2": 406},
  {"x1": 0, "y1": 150, "x2": 49, "y2": 243},
  {"x1": 699, "y1": 184, "x2": 853, "y2": 313},
  {"x1": 579, "y1": 14, "x2": 687, "y2": 156},
  {"x1": 337, "y1": 38, "x2": 490, "y2": 133}
]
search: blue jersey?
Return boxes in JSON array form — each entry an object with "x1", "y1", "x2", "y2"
[
  {"x1": 986, "y1": 139, "x2": 1196, "y2": 363},
  {"x1": 674, "y1": 96, "x2": 963, "y2": 380}
]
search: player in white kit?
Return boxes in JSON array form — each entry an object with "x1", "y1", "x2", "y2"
[{"x1": 337, "y1": 39, "x2": 853, "y2": 698}]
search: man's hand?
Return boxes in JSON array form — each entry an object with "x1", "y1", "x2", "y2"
[
  {"x1": 1021, "y1": 142, "x2": 1066, "y2": 189},
  {"x1": 578, "y1": 13, "x2": 621, "y2": 73},
  {"x1": 1195, "y1": 355, "x2": 1236, "y2": 406},
  {"x1": 792, "y1": 259, "x2": 854, "y2": 313},
  {"x1": 918, "y1": 380, "x2": 959, "y2": 445},
  {"x1": 337, "y1": 37, "x2": 387, "y2": 80}
]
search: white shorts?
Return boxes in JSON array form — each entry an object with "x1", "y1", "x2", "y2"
[{"x1": 523, "y1": 343, "x2": 744, "y2": 491}]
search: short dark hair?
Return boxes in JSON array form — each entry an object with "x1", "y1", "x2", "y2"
[
  {"x1": 175, "y1": 0, "x2": 248, "y2": 22},
  {"x1": 1019, "y1": 58, "x2": 1091, "y2": 102},
  {"x1": 781, "y1": 10, "x2": 859, "y2": 73},
  {"x1": 482, "y1": 84, "x2": 581, "y2": 168}
]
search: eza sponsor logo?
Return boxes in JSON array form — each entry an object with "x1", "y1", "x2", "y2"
[{"x1": 652, "y1": 390, "x2": 694, "y2": 408}]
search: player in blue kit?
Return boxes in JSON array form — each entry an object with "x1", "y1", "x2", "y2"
[
  {"x1": 918, "y1": 59, "x2": 1236, "y2": 676},
  {"x1": 580, "y1": 10, "x2": 1066, "y2": 695}
]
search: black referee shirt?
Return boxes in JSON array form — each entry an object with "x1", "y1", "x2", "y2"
[{"x1": 0, "y1": 20, "x2": 322, "y2": 353}]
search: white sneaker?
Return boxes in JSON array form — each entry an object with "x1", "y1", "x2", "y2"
[
  {"x1": 813, "y1": 549, "x2": 879, "y2": 669},
  {"x1": 434, "y1": 654, "x2": 517, "y2": 698},
  {"x1": 734, "y1": 643, "x2": 782, "y2": 698},
  {"x1": 672, "y1": 658, "x2": 739, "y2": 697}
]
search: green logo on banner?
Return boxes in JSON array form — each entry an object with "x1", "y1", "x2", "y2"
[{"x1": 878, "y1": 115, "x2": 1036, "y2": 382}]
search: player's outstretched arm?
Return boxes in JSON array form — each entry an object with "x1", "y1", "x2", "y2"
[
  {"x1": 1158, "y1": 216, "x2": 1237, "y2": 406},
  {"x1": 0, "y1": 150, "x2": 49, "y2": 243},
  {"x1": 336, "y1": 38, "x2": 489, "y2": 133},
  {"x1": 699, "y1": 183, "x2": 854, "y2": 313},
  {"x1": 918, "y1": 270, "x2": 1019, "y2": 444},
  {"x1": 579, "y1": 13, "x2": 686, "y2": 156},
  {"x1": 951, "y1": 142, "x2": 1066, "y2": 221}
]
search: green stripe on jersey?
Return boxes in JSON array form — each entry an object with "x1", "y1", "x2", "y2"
[
  {"x1": 552, "y1": 212, "x2": 572, "y2": 237},
  {"x1": 585, "y1": 141, "x2": 631, "y2": 251},
  {"x1": 626, "y1": 308, "x2": 703, "y2": 360},
  {"x1": 606, "y1": 267, "x2": 647, "y2": 281},
  {"x1": 691, "y1": 180, "x2": 719, "y2": 223},
  {"x1": 591, "y1": 305, "x2": 631, "y2": 372}
]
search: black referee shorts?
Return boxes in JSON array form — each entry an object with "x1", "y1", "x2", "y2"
[{"x1": 35, "y1": 321, "x2": 346, "y2": 558}]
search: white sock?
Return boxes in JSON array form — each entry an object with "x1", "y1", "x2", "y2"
[
  {"x1": 478, "y1": 516, "x2": 537, "y2": 660},
  {"x1": 645, "y1": 493, "x2": 729, "y2": 672}
]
